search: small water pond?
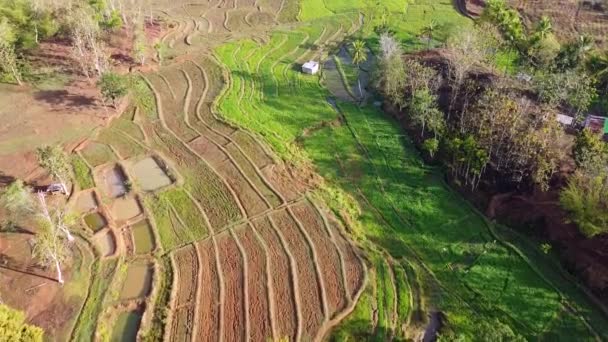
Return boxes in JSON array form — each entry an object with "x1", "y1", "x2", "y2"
[
  {"x1": 111, "y1": 311, "x2": 142, "y2": 342},
  {"x1": 110, "y1": 196, "x2": 142, "y2": 222},
  {"x1": 94, "y1": 231, "x2": 116, "y2": 257},
  {"x1": 103, "y1": 164, "x2": 128, "y2": 198},
  {"x1": 75, "y1": 191, "x2": 97, "y2": 214},
  {"x1": 84, "y1": 212, "x2": 106, "y2": 232},
  {"x1": 131, "y1": 220, "x2": 155, "y2": 254},
  {"x1": 120, "y1": 263, "x2": 153, "y2": 300},
  {"x1": 131, "y1": 157, "x2": 173, "y2": 191}
]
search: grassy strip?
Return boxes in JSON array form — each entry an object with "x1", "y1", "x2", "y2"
[
  {"x1": 374, "y1": 256, "x2": 395, "y2": 339},
  {"x1": 71, "y1": 155, "x2": 95, "y2": 189},
  {"x1": 142, "y1": 256, "x2": 173, "y2": 341},
  {"x1": 393, "y1": 263, "x2": 411, "y2": 337},
  {"x1": 70, "y1": 259, "x2": 118, "y2": 341},
  {"x1": 329, "y1": 274, "x2": 375, "y2": 340},
  {"x1": 143, "y1": 187, "x2": 209, "y2": 251},
  {"x1": 277, "y1": 0, "x2": 301, "y2": 23},
  {"x1": 80, "y1": 142, "x2": 116, "y2": 167}
]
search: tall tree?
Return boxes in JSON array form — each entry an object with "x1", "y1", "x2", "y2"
[
  {"x1": 351, "y1": 39, "x2": 367, "y2": 99},
  {"x1": 0, "y1": 40, "x2": 21, "y2": 85},
  {"x1": 588, "y1": 51, "x2": 608, "y2": 93},
  {"x1": 375, "y1": 34, "x2": 407, "y2": 109},
  {"x1": 32, "y1": 208, "x2": 73, "y2": 284},
  {"x1": 0, "y1": 180, "x2": 32, "y2": 215},
  {"x1": 98, "y1": 72, "x2": 128, "y2": 107},
  {"x1": 36, "y1": 145, "x2": 70, "y2": 196}
]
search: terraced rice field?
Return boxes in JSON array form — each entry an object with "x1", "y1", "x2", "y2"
[{"x1": 68, "y1": 0, "x2": 608, "y2": 340}]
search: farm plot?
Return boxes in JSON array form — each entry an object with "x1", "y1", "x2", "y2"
[
  {"x1": 194, "y1": 239, "x2": 222, "y2": 342},
  {"x1": 169, "y1": 245, "x2": 199, "y2": 342},
  {"x1": 216, "y1": 230, "x2": 247, "y2": 342},
  {"x1": 233, "y1": 224, "x2": 274, "y2": 342}
]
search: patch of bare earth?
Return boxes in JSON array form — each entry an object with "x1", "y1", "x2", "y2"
[{"x1": 216, "y1": 231, "x2": 247, "y2": 342}]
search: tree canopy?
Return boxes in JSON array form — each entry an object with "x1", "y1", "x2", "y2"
[{"x1": 0, "y1": 304, "x2": 43, "y2": 342}]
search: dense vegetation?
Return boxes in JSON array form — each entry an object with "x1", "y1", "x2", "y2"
[
  {"x1": 373, "y1": 0, "x2": 608, "y2": 237},
  {"x1": 0, "y1": 304, "x2": 43, "y2": 341}
]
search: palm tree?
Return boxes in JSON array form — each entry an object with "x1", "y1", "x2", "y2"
[
  {"x1": 576, "y1": 35, "x2": 594, "y2": 56},
  {"x1": 535, "y1": 16, "x2": 553, "y2": 40},
  {"x1": 588, "y1": 51, "x2": 608, "y2": 92},
  {"x1": 421, "y1": 20, "x2": 437, "y2": 49},
  {"x1": 351, "y1": 40, "x2": 367, "y2": 99}
]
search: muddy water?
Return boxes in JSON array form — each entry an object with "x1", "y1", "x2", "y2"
[
  {"x1": 131, "y1": 157, "x2": 173, "y2": 191},
  {"x1": 95, "y1": 231, "x2": 116, "y2": 257},
  {"x1": 110, "y1": 197, "x2": 142, "y2": 221},
  {"x1": 131, "y1": 220, "x2": 155, "y2": 254},
  {"x1": 120, "y1": 263, "x2": 153, "y2": 299},
  {"x1": 76, "y1": 191, "x2": 97, "y2": 213},
  {"x1": 104, "y1": 164, "x2": 127, "y2": 198},
  {"x1": 111, "y1": 311, "x2": 142, "y2": 342},
  {"x1": 84, "y1": 212, "x2": 106, "y2": 232}
]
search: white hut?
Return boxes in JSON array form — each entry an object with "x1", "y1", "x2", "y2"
[{"x1": 302, "y1": 60, "x2": 319, "y2": 75}]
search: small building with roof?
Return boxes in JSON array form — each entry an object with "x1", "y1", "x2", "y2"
[
  {"x1": 302, "y1": 60, "x2": 319, "y2": 75},
  {"x1": 584, "y1": 115, "x2": 608, "y2": 141}
]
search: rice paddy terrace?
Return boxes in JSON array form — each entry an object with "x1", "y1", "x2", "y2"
[{"x1": 65, "y1": 0, "x2": 608, "y2": 341}]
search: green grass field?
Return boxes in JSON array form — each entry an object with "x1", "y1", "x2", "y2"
[{"x1": 212, "y1": 0, "x2": 608, "y2": 339}]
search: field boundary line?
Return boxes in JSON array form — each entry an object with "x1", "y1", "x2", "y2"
[
  {"x1": 268, "y1": 214, "x2": 303, "y2": 342},
  {"x1": 249, "y1": 219, "x2": 279, "y2": 341},
  {"x1": 191, "y1": 242, "x2": 205, "y2": 342},
  {"x1": 179, "y1": 69, "x2": 194, "y2": 126},
  {"x1": 164, "y1": 250, "x2": 180, "y2": 341},
  {"x1": 182, "y1": 188, "x2": 215, "y2": 235},
  {"x1": 212, "y1": 235, "x2": 226, "y2": 342},
  {"x1": 158, "y1": 74, "x2": 177, "y2": 100},
  {"x1": 230, "y1": 227, "x2": 251, "y2": 341}
]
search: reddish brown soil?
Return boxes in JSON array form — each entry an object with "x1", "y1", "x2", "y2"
[
  {"x1": 270, "y1": 209, "x2": 325, "y2": 340},
  {"x1": 252, "y1": 217, "x2": 298, "y2": 340},
  {"x1": 0, "y1": 234, "x2": 81, "y2": 339},
  {"x1": 216, "y1": 232, "x2": 247, "y2": 342},
  {"x1": 171, "y1": 245, "x2": 199, "y2": 341},
  {"x1": 291, "y1": 201, "x2": 348, "y2": 317},
  {"x1": 0, "y1": 81, "x2": 110, "y2": 181},
  {"x1": 235, "y1": 225, "x2": 273, "y2": 341},
  {"x1": 327, "y1": 218, "x2": 365, "y2": 299},
  {"x1": 195, "y1": 239, "x2": 221, "y2": 342}
]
